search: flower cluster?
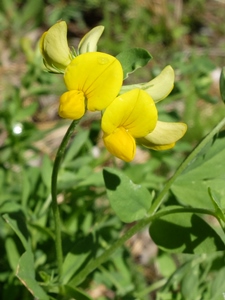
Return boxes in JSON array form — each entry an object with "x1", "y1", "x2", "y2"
[{"x1": 39, "y1": 21, "x2": 187, "y2": 162}]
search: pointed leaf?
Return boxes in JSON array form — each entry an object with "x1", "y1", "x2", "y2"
[
  {"x1": 41, "y1": 154, "x2": 52, "y2": 189},
  {"x1": 116, "y1": 48, "x2": 152, "y2": 79},
  {"x1": 64, "y1": 285, "x2": 93, "y2": 300},
  {"x1": 5, "y1": 237, "x2": 20, "y2": 271},
  {"x1": 103, "y1": 167, "x2": 152, "y2": 223},
  {"x1": 181, "y1": 264, "x2": 199, "y2": 299},
  {"x1": 62, "y1": 234, "x2": 94, "y2": 284},
  {"x1": 16, "y1": 102, "x2": 38, "y2": 121},
  {"x1": 21, "y1": 170, "x2": 31, "y2": 207},
  {"x1": 2, "y1": 212, "x2": 31, "y2": 252},
  {"x1": 16, "y1": 251, "x2": 48, "y2": 300}
]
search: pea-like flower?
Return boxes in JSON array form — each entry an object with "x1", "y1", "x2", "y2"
[
  {"x1": 39, "y1": 21, "x2": 73, "y2": 73},
  {"x1": 39, "y1": 21, "x2": 187, "y2": 160},
  {"x1": 101, "y1": 88, "x2": 158, "y2": 162},
  {"x1": 59, "y1": 52, "x2": 123, "y2": 120}
]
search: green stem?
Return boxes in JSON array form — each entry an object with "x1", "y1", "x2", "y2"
[
  {"x1": 149, "y1": 116, "x2": 225, "y2": 215},
  {"x1": 70, "y1": 206, "x2": 216, "y2": 287},
  {"x1": 51, "y1": 120, "x2": 79, "y2": 281}
]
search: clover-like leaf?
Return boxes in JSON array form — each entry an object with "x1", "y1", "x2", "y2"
[{"x1": 103, "y1": 167, "x2": 152, "y2": 223}]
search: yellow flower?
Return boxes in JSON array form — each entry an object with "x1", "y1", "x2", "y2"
[
  {"x1": 39, "y1": 21, "x2": 72, "y2": 73},
  {"x1": 59, "y1": 52, "x2": 123, "y2": 120},
  {"x1": 119, "y1": 65, "x2": 187, "y2": 153},
  {"x1": 101, "y1": 88, "x2": 158, "y2": 162},
  {"x1": 137, "y1": 121, "x2": 187, "y2": 150}
]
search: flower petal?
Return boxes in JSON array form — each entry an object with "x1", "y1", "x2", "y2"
[
  {"x1": 64, "y1": 52, "x2": 123, "y2": 111},
  {"x1": 137, "y1": 121, "x2": 187, "y2": 150},
  {"x1": 58, "y1": 90, "x2": 85, "y2": 120},
  {"x1": 101, "y1": 89, "x2": 158, "y2": 137},
  {"x1": 120, "y1": 65, "x2": 175, "y2": 103},
  {"x1": 103, "y1": 127, "x2": 136, "y2": 162},
  {"x1": 78, "y1": 26, "x2": 104, "y2": 54},
  {"x1": 39, "y1": 21, "x2": 72, "y2": 72},
  {"x1": 143, "y1": 65, "x2": 175, "y2": 102}
]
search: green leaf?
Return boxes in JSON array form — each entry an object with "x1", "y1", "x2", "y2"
[
  {"x1": 150, "y1": 211, "x2": 225, "y2": 253},
  {"x1": 63, "y1": 129, "x2": 89, "y2": 165},
  {"x1": 219, "y1": 67, "x2": 225, "y2": 103},
  {"x1": 171, "y1": 133, "x2": 225, "y2": 210},
  {"x1": 16, "y1": 251, "x2": 48, "y2": 300},
  {"x1": 208, "y1": 188, "x2": 225, "y2": 222},
  {"x1": 18, "y1": 0, "x2": 43, "y2": 28},
  {"x1": 156, "y1": 253, "x2": 176, "y2": 278},
  {"x1": 106, "y1": 251, "x2": 133, "y2": 295},
  {"x1": 63, "y1": 285, "x2": 93, "y2": 300},
  {"x1": 210, "y1": 266, "x2": 225, "y2": 300},
  {"x1": 5, "y1": 237, "x2": 20, "y2": 271},
  {"x1": 116, "y1": 48, "x2": 152, "y2": 79},
  {"x1": 21, "y1": 170, "x2": 31, "y2": 208},
  {"x1": 181, "y1": 264, "x2": 199, "y2": 299},
  {"x1": 16, "y1": 102, "x2": 38, "y2": 121},
  {"x1": 41, "y1": 154, "x2": 52, "y2": 189},
  {"x1": 103, "y1": 167, "x2": 152, "y2": 223},
  {"x1": 62, "y1": 234, "x2": 94, "y2": 284},
  {"x1": 162, "y1": 257, "x2": 199, "y2": 291},
  {"x1": 0, "y1": 201, "x2": 22, "y2": 214},
  {"x1": 78, "y1": 170, "x2": 104, "y2": 187},
  {"x1": 3, "y1": 213, "x2": 48, "y2": 299},
  {"x1": 2, "y1": 212, "x2": 31, "y2": 252}
]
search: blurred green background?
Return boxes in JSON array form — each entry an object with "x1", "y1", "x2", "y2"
[
  {"x1": 1, "y1": 0, "x2": 225, "y2": 299},
  {"x1": 1, "y1": 0, "x2": 225, "y2": 147}
]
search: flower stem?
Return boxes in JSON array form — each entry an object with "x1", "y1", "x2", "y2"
[
  {"x1": 51, "y1": 120, "x2": 79, "y2": 281},
  {"x1": 69, "y1": 206, "x2": 216, "y2": 286},
  {"x1": 149, "y1": 116, "x2": 225, "y2": 215}
]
